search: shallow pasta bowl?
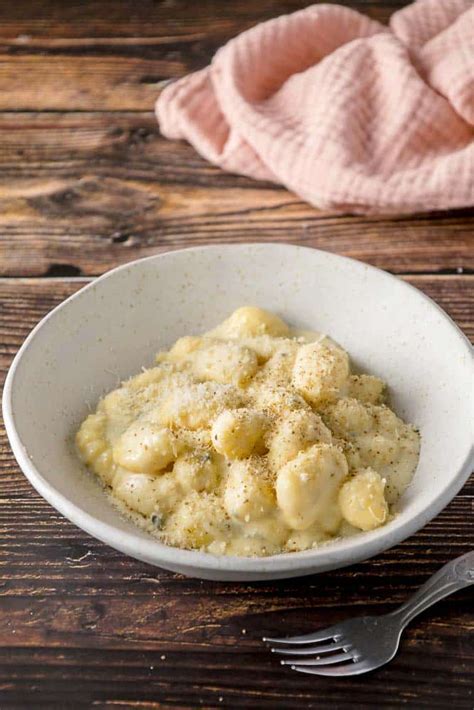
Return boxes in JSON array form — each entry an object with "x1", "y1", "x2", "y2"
[{"x1": 3, "y1": 244, "x2": 473, "y2": 581}]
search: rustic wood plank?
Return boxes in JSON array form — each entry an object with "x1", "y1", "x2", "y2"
[
  {"x1": 0, "y1": 55, "x2": 169, "y2": 111},
  {"x1": 0, "y1": 491, "x2": 471, "y2": 709},
  {"x1": 0, "y1": 618, "x2": 471, "y2": 709},
  {"x1": 0, "y1": 463, "x2": 471, "y2": 708},
  {"x1": 0, "y1": 642, "x2": 470, "y2": 709},
  {"x1": 0, "y1": 1, "x2": 423, "y2": 113},
  {"x1": 0, "y1": 113, "x2": 472, "y2": 277},
  {"x1": 0, "y1": 0, "x2": 409, "y2": 40}
]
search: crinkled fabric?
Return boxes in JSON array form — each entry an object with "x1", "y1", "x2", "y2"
[{"x1": 156, "y1": 0, "x2": 474, "y2": 214}]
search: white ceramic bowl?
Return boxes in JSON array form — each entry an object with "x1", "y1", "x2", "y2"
[{"x1": 3, "y1": 244, "x2": 473, "y2": 580}]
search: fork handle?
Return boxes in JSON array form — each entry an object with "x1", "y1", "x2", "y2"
[{"x1": 390, "y1": 551, "x2": 474, "y2": 628}]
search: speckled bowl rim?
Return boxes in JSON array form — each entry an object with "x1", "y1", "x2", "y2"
[{"x1": 3, "y1": 244, "x2": 473, "y2": 578}]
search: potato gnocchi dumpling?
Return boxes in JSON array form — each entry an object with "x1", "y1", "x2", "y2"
[
  {"x1": 292, "y1": 340, "x2": 349, "y2": 405},
  {"x1": 338, "y1": 468, "x2": 389, "y2": 531},
  {"x1": 157, "y1": 381, "x2": 242, "y2": 430},
  {"x1": 276, "y1": 444, "x2": 348, "y2": 531},
  {"x1": 76, "y1": 307, "x2": 420, "y2": 557},
  {"x1": 267, "y1": 410, "x2": 332, "y2": 471},
  {"x1": 224, "y1": 458, "x2": 275, "y2": 522},
  {"x1": 173, "y1": 451, "x2": 220, "y2": 493},
  {"x1": 113, "y1": 421, "x2": 178, "y2": 474},
  {"x1": 190, "y1": 340, "x2": 259, "y2": 386},
  {"x1": 209, "y1": 306, "x2": 289, "y2": 339},
  {"x1": 212, "y1": 408, "x2": 267, "y2": 459}
]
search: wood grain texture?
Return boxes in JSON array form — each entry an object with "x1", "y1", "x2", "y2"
[
  {"x1": 1, "y1": 112, "x2": 473, "y2": 277},
  {"x1": 0, "y1": 0, "x2": 411, "y2": 112},
  {"x1": 0, "y1": 0, "x2": 410, "y2": 39},
  {"x1": 0, "y1": 277, "x2": 472, "y2": 708}
]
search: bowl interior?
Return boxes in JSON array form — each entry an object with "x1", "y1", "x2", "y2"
[{"x1": 4, "y1": 244, "x2": 473, "y2": 578}]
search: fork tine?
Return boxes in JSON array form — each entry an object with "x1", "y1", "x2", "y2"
[
  {"x1": 292, "y1": 659, "x2": 370, "y2": 677},
  {"x1": 282, "y1": 651, "x2": 353, "y2": 667},
  {"x1": 271, "y1": 641, "x2": 346, "y2": 656},
  {"x1": 263, "y1": 626, "x2": 340, "y2": 645}
]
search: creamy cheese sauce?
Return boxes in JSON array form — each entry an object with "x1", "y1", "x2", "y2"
[{"x1": 76, "y1": 307, "x2": 420, "y2": 556}]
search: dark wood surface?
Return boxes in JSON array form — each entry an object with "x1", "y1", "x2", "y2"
[{"x1": 0, "y1": 1, "x2": 472, "y2": 707}]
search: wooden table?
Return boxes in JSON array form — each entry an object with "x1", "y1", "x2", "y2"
[{"x1": 0, "y1": 1, "x2": 472, "y2": 707}]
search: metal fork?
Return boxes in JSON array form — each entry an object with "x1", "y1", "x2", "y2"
[{"x1": 263, "y1": 550, "x2": 474, "y2": 676}]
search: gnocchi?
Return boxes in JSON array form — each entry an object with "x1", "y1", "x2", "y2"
[
  {"x1": 338, "y1": 468, "x2": 389, "y2": 531},
  {"x1": 292, "y1": 340, "x2": 349, "y2": 405},
  {"x1": 113, "y1": 421, "x2": 178, "y2": 474},
  {"x1": 276, "y1": 444, "x2": 348, "y2": 531},
  {"x1": 76, "y1": 307, "x2": 420, "y2": 557},
  {"x1": 224, "y1": 458, "x2": 275, "y2": 522},
  {"x1": 267, "y1": 410, "x2": 332, "y2": 471},
  {"x1": 212, "y1": 408, "x2": 267, "y2": 459},
  {"x1": 173, "y1": 451, "x2": 220, "y2": 493}
]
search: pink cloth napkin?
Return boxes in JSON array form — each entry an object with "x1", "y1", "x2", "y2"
[{"x1": 156, "y1": 0, "x2": 474, "y2": 215}]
